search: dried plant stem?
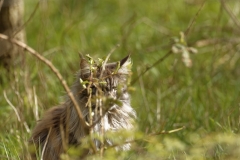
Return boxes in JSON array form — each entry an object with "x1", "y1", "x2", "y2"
[
  {"x1": 220, "y1": 0, "x2": 240, "y2": 30},
  {"x1": 0, "y1": 33, "x2": 87, "y2": 129},
  {"x1": 149, "y1": 126, "x2": 186, "y2": 136},
  {"x1": 137, "y1": 67, "x2": 152, "y2": 122},
  {"x1": 13, "y1": 1, "x2": 40, "y2": 37},
  {"x1": 131, "y1": 2, "x2": 204, "y2": 85},
  {"x1": 33, "y1": 86, "x2": 39, "y2": 120},
  {"x1": 41, "y1": 127, "x2": 52, "y2": 160},
  {"x1": 99, "y1": 44, "x2": 120, "y2": 78},
  {"x1": 99, "y1": 96, "x2": 104, "y2": 157},
  {"x1": 184, "y1": 0, "x2": 205, "y2": 37},
  {"x1": 3, "y1": 91, "x2": 21, "y2": 122},
  {"x1": 156, "y1": 88, "x2": 161, "y2": 123},
  {"x1": 3, "y1": 91, "x2": 30, "y2": 133},
  {"x1": 131, "y1": 50, "x2": 172, "y2": 85},
  {"x1": 87, "y1": 87, "x2": 97, "y2": 154},
  {"x1": 106, "y1": 126, "x2": 186, "y2": 150}
]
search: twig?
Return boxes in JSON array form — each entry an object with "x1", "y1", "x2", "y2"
[
  {"x1": 43, "y1": 47, "x2": 62, "y2": 57},
  {"x1": 86, "y1": 85, "x2": 98, "y2": 154},
  {"x1": 184, "y1": 0, "x2": 205, "y2": 37},
  {"x1": 89, "y1": 100, "x2": 113, "y2": 128},
  {"x1": 149, "y1": 126, "x2": 186, "y2": 136},
  {"x1": 99, "y1": 44, "x2": 120, "y2": 78},
  {"x1": 131, "y1": 50, "x2": 173, "y2": 85},
  {"x1": 137, "y1": 67, "x2": 152, "y2": 120},
  {"x1": 99, "y1": 93, "x2": 104, "y2": 157},
  {"x1": 13, "y1": 1, "x2": 40, "y2": 37},
  {"x1": 104, "y1": 126, "x2": 186, "y2": 150},
  {"x1": 0, "y1": 33, "x2": 88, "y2": 130},
  {"x1": 220, "y1": 0, "x2": 240, "y2": 30},
  {"x1": 131, "y1": 1, "x2": 204, "y2": 85}
]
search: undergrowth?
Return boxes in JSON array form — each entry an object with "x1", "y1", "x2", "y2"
[{"x1": 1, "y1": 0, "x2": 240, "y2": 159}]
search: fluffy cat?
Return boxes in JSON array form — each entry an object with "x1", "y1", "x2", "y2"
[{"x1": 29, "y1": 55, "x2": 136, "y2": 160}]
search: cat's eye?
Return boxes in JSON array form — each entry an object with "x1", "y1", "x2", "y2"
[{"x1": 90, "y1": 86, "x2": 97, "y2": 95}]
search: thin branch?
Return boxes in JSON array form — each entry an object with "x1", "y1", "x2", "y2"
[
  {"x1": 137, "y1": 67, "x2": 152, "y2": 117},
  {"x1": 0, "y1": 33, "x2": 88, "y2": 129},
  {"x1": 131, "y1": 50, "x2": 173, "y2": 85},
  {"x1": 104, "y1": 126, "x2": 186, "y2": 150},
  {"x1": 99, "y1": 93, "x2": 104, "y2": 157},
  {"x1": 86, "y1": 85, "x2": 98, "y2": 154},
  {"x1": 89, "y1": 100, "x2": 113, "y2": 128},
  {"x1": 220, "y1": 0, "x2": 240, "y2": 30},
  {"x1": 184, "y1": 0, "x2": 205, "y2": 37},
  {"x1": 149, "y1": 126, "x2": 186, "y2": 136},
  {"x1": 13, "y1": 1, "x2": 40, "y2": 37},
  {"x1": 99, "y1": 44, "x2": 120, "y2": 78},
  {"x1": 43, "y1": 47, "x2": 62, "y2": 56},
  {"x1": 131, "y1": 1, "x2": 205, "y2": 85}
]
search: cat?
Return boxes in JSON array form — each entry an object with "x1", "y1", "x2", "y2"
[{"x1": 29, "y1": 55, "x2": 136, "y2": 160}]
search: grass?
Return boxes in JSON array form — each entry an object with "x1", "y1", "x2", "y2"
[{"x1": 1, "y1": 0, "x2": 240, "y2": 159}]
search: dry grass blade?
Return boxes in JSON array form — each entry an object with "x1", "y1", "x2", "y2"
[
  {"x1": 3, "y1": 91, "x2": 21, "y2": 122},
  {"x1": 41, "y1": 127, "x2": 52, "y2": 160},
  {"x1": 158, "y1": 126, "x2": 186, "y2": 134},
  {"x1": 3, "y1": 90, "x2": 31, "y2": 133},
  {"x1": 220, "y1": 0, "x2": 240, "y2": 30},
  {"x1": 104, "y1": 126, "x2": 186, "y2": 150}
]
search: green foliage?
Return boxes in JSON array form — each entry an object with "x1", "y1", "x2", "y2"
[{"x1": 1, "y1": 0, "x2": 240, "y2": 159}]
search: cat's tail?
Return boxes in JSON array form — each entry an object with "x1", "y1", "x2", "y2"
[{"x1": 29, "y1": 106, "x2": 67, "y2": 160}]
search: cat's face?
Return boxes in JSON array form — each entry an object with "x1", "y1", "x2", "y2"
[{"x1": 79, "y1": 55, "x2": 131, "y2": 102}]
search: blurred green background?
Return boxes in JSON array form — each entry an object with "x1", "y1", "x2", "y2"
[{"x1": 1, "y1": 0, "x2": 240, "y2": 159}]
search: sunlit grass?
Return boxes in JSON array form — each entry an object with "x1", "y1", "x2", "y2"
[{"x1": 1, "y1": 0, "x2": 240, "y2": 159}]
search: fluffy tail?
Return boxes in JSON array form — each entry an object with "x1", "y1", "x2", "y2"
[{"x1": 29, "y1": 106, "x2": 67, "y2": 160}]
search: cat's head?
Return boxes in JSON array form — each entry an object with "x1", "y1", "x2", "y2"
[
  {"x1": 79, "y1": 55, "x2": 132, "y2": 98},
  {"x1": 80, "y1": 55, "x2": 131, "y2": 79}
]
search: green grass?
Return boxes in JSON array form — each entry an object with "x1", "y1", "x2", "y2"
[{"x1": 1, "y1": 0, "x2": 240, "y2": 159}]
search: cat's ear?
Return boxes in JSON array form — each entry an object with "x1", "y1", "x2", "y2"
[
  {"x1": 118, "y1": 55, "x2": 132, "y2": 74},
  {"x1": 80, "y1": 58, "x2": 91, "y2": 79}
]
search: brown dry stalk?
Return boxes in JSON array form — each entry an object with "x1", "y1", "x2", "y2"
[
  {"x1": 131, "y1": 50, "x2": 173, "y2": 85},
  {"x1": 184, "y1": 0, "x2": 206, "y2": 37},
  {"x1": 106, "y1": 126, "x2": 186, "y2": 150},
  {"x1": 99, "y1": 44, "x2": 120, "y2": 78},
  {"x1": 0, "y1": 33, "x2": 87, "y2": 129},
  {"x1": 41, "y1": 127, "x2": 52, "y2": 160},
  {"x1": 3, "y1": 90, "x2": 31, "y2": 133},
  {"x1": 220, "y1": 0, "x2": 240, "y2": 30},
  {"x1": 13, "y1": 1, "x2": 40, "y2": 37}
]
